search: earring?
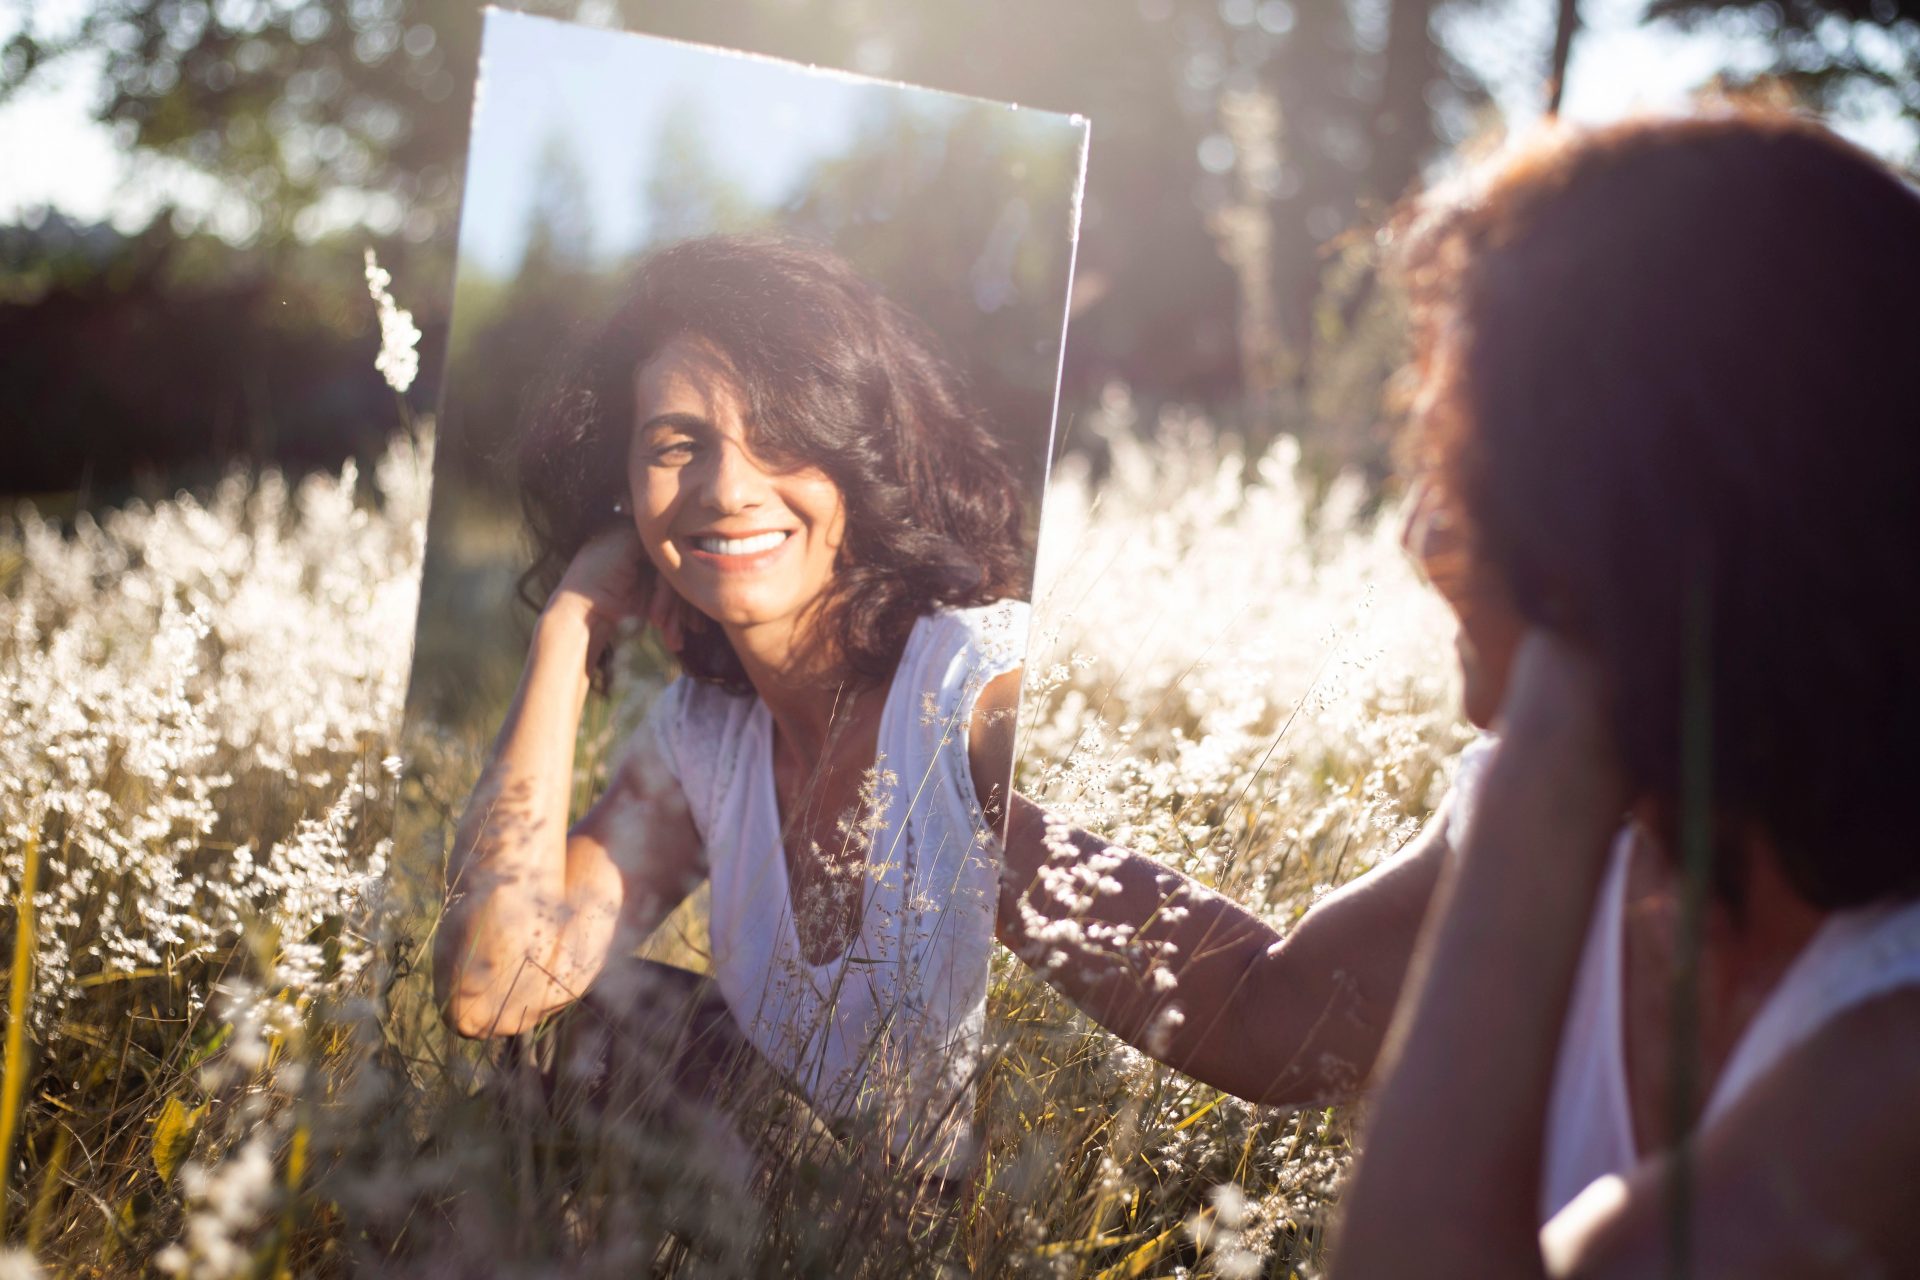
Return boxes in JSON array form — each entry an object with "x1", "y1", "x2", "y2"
[{"x1": 612, "y1": 499, "x2": 626, "y2": 516}]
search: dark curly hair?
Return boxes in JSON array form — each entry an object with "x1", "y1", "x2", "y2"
[
  {"x1": 1394, "y1": 108, "x2": 1920, "y2": 909},
  {"x1": 517, "y1": 233, "x2": 1031, "y2": 693}
]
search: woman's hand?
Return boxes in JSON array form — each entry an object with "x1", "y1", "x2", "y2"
[
  {"x1": 548, "y1": 525, "x2": 697, "y2": 667},
  {"x1": 1335, "y1": 627, "x2": 1627, "y2": 1279},
  {"x1": 1488, "y1": 629, "x2": 1629, "y2": 844}
]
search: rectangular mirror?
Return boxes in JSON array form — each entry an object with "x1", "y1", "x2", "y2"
[{"x1": 387, "y1": 8, "x2": 1086, "y2": 1260}]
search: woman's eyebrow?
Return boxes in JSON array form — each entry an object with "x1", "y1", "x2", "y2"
[{"x1": 637, "y1": 411, "x2": 711, "y2": 436}]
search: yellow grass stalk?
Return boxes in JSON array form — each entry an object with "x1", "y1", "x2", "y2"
[
  {"x1": 0, "y1": 828, "x2": 41, "y2": 1235},
  {"x1": 1171, "y1": 1093, "x2": 1223, "y2": 1132},
  {"x1": 270, "y1": 1118, "x2": 312, "y2": 1280},
  {"x1": 26, "y1": 1123, "x2": 69, "y2": 1250},
  {"x1": 1092, "y1": 1218, "x2": 1185, "y2": 1280}
]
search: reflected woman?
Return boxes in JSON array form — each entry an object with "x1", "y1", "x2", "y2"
[{"x1": 433, "y1": 234, "x2": 1033, "y2": 1176}]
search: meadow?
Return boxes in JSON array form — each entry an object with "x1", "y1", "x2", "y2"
[{"x1": 0, "y1": 382, "x2": 1468, "y2": 1277}]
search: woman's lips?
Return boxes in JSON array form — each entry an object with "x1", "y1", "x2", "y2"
[{"x1": 681, "y1": 529, "x2": 793, "y2": 571}]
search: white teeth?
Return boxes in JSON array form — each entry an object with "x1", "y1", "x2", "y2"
[{"x1": 693, "y1": 531, "x2": 789, "y2": 556}]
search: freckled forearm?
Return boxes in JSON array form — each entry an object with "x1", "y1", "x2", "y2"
[
  {"x1": 436, "y1": 608, "x2": 602, "y2": 1025},
  {"x1": 998, "y1": 796, "x2": 1325, "y2": 1097}
]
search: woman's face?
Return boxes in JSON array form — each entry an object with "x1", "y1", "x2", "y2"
[
  {"x1": 628, "y1": 334, "x2": 847, "y2": 639},
  {"x1": 1401, "y1": 479, "x2": 1525, "y2": 730}
]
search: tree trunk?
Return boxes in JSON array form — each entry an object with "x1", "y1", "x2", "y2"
[{"x1": 1548, "y1": 0, "x2": 1581, "y2": 116}]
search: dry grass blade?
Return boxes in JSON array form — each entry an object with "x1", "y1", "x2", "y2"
[{"x1": 1, "y1": 828, "x2": 41, "y2": 1236}]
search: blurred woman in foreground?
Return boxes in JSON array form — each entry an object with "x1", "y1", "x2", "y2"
[{"x1": 996, "y1": 109, "x2": 1920, "y2": 1277}]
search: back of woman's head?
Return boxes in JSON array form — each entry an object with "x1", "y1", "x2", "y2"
[
  {"x1": 518, "y1": 233, "x2": 1030, "y2": 691},
  {"x1": 1399, "y1": 108, "x2": 1920, "y2": 908}
]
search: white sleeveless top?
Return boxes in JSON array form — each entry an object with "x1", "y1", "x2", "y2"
[
  {"x1": 1445, "y1": 737, "x2": 1920, "y2": 1227},
  {"x1": 633, "y1": 600, "x2": 1027, "y2": 1171}
]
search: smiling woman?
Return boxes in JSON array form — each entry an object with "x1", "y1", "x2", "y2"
[{"x1": 433, "y1": 233, "x2": 1035, "y2": 1182}]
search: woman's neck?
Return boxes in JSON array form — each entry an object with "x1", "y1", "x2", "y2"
[
  {"x1": 1624, "y1": 804, "x2": 1829, "y2": 959},
  {"x1": 724, "y1": 615, "x2": 872, "y2": 755},
  {"x1": 1619, "y1": 816, "x2": 1831, "y2": 1150}
]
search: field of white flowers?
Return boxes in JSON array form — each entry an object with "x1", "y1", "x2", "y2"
[
  {"x1": 0, "y1": 435, "x2": 428, "y2": 1276},
  {"x1": 0, "y1": 383, "x2": 1466, "y2": 1277}
]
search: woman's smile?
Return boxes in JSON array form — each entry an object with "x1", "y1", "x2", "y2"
[
  {"x1": 680, "y1": 528, "x2": 796, "y2": 569},
  {"x1": 691, "y1": 529, "x2": 789, "y2": 556}
]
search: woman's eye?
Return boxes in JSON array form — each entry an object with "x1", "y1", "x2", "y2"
[{"x1": 650, "y1": 439, "x2": 697, "y2": 464}]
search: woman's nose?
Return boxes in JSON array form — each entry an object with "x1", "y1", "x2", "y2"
[{"x1": 699, "y1": 437, "x2": 772, "y2": 515}]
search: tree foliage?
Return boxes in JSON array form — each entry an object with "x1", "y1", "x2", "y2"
[
  {"x1": 1648, "y1": 0, "x2": 1920, "y2": 155},
  {"x1": 2, "y1": 0, "x2": 1532, "y2": 488}
]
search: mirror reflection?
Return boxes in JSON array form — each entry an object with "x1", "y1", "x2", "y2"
[{"x1": 404, "y1": 9, "x2": 1086, "y2": 1201}]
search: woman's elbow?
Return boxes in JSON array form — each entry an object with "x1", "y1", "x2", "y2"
[
  {"x1": 438, "y1": 981, "x2": 539, "y2": 1039},
  {"x1": 442, "y1": 997, "x2": 497, "y2": 1040},
  {"x1": 433, "y1": 937, "x2": 534, "y2": 1039},
  {"x1": 445, "y1": 1003, "x2": 518, "y2": 1040}
]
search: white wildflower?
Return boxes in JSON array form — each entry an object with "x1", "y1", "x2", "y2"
[
  {"x1": 167, "y1": 1137, "x2": 279, "y2": 1280},
  {"x1": 1143, "y1": 1004, "x2": 1185, "y2": 1057},
  {"x1": 1210, "y1": 1181, "x2": 1249, "y2": 1228},
  {"x1": 363, "y1": 248, "x2": 422, "y2": 393},
  {"x1": 0, "y1": 1248, "x2": 44, "y2": 1280},
  {"x1": 0, "y1": 431, "x2": 424, "y2": 1030}
]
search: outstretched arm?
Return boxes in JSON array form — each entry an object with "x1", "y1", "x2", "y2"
[{"x1": 971, "y1": 669, "x2": 1447, "y2": 1108}]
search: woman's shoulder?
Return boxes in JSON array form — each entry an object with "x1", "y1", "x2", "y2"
[
  {"x1": 910, "y1": 598, "x2": 1031, "y2": 677},
  {"x1": 1707, "y1": 887, "x2": 1920, "y2": 1122},
  {"x1": 625, "y1": 674, "x2": 760, "y2": 822},
  {"x1": 1544, "y1": 984, "x2": 1920, "y2": 1278}
]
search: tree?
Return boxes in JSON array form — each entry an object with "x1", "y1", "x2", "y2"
[
  {"x1": 520, "y1": 129, "x2": 597, "y2": 275},
  {"x1": 640, "y1": 98, "x2": 763, "y2": 246},
  {"x1": 1, "y1": 0, "x2": 509, "y2": 248},
  {"x1": 1647, "y1": 0, "x2": 1920, "y2": 162}
]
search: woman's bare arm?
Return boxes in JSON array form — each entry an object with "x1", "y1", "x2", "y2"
[
  {"x1": 433, "y1": 535, "x2": 703, "y2": 1039},
  {"x1": 971, "y1": 669, "x2": 1446, "y2": 1108},
  {"x1": 1334, "y1": 633, "x2": 1624, "y2": 1278}
]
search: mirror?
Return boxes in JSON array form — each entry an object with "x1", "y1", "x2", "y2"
[{"x1": 397, "y1": 6, "x2": 1087, "y2": 1214}]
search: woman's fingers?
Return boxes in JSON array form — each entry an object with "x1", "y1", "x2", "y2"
[
  {"x1": 558, "y1": 525, "x2": 647, "y2": 613},
  {"x1": 546, "y1": 525, "x2": 656, "y2": 671},
  {"x1": 1489, "y1": 630, "x2": 1630, "y2": 821}
]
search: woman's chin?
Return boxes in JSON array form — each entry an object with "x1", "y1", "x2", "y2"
[{"x1": 691, "y1": 596, "x2": 790, "y2": 633}]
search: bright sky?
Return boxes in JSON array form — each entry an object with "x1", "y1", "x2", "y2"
[
  {"x1": 459, "y1": 10, "x2": 1035, "y2": 275},
  {"x1": 0, "y1": 0, "x2": 1909, "y2": 236}
]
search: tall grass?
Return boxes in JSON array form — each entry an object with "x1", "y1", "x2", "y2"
[
  {"x1": 0, "y1": 440, "x2": 427, "y2": 1275},
  {"x1": 0, "y1": 386, "x2": 1464, "y2": 1277}
]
